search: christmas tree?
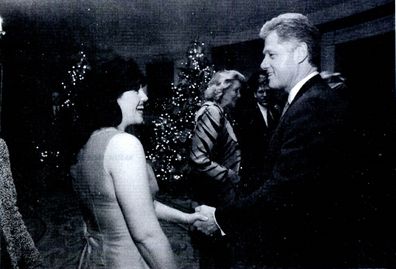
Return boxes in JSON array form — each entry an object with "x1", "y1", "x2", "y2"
[
  {"x1": 147, "y1": 41, "x2": 215, "y2": 182},
  {"x1": 33, "y1": 51, "x2": 89, "y2": 181}
]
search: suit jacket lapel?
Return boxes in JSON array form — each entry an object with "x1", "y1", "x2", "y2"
[
  {"x1": 278, "y1": 74, "x2": 322, "y2": 122},
  {"x1": 253, "y1": 103, "x2": 268, "y2": 130},
  {"x1": 289, "y1": 74, "x2": 322, "y2": 108}
]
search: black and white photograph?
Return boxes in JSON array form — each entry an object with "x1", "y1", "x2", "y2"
[{"x1": 0, "y1": 0, "x2": 395, "y2": 268}]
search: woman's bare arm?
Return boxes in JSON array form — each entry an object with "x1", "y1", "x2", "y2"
[{"x1": 105, "y1": 133, "x2": 176, "y2": 269}]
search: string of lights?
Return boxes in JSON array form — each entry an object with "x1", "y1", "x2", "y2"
[
  {"x1": 35, "y1": 51, "x2": 89, "y2": 165},
  {"x1": 147, "y1": 41, "x2": 215, "y2": 182}
]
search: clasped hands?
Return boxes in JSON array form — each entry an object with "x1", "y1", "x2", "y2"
[{"x1": 190, "y1": 205, "x2": 219, "y2": 236}]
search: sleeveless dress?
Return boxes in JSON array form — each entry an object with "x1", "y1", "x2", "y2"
[{"x1": 71, "y1": 128, "x2": 150, "y2": 269}]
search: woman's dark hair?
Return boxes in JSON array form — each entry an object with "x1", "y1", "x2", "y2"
[{"x1": 72, "y1": 57, "x2": 146, "y2": 158}]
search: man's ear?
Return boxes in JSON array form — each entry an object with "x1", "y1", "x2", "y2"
[{"x1": 294, "y1": 42, "x2": 309, "y2": 64}]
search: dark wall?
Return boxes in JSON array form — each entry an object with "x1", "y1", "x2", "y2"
[
  {"x1": 0, "y1": 12, "x2": 94, "y2": 195},
  {"x1": 146, "y1": 60, "x2": 174, "y2": 100},
  {"x1": 211, "y1": 39, "x2": 264, "y2": 77},
  {"x1": 336, "y1": 31, "x2": 395, "y2": 111}
]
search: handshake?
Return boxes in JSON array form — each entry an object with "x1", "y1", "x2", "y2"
[{"x1": 187, "y1": 205, "x2": 219, "y2": 236}]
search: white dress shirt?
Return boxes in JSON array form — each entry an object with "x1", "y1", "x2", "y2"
[
  {"x1": 257, "y1": 103, "x2": 269, "y2": 126},
  {"x1": 287, "y1": 71, "x2": 319, "y2": 104}
]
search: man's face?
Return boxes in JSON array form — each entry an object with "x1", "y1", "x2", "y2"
[
  {"x1": 254, "y1": 86, "x2": 270, "y2": 107},
  {"x1": 260, "y1": 31, "x2": 298, "y2": 93}
]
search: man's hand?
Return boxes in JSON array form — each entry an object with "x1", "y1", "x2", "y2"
[
  {"x1": 192, "y1": 205, "x2": 219, "y2": 235},
  {"x1": 184, "y1": 212, "x2": 209, "y2": 224}
]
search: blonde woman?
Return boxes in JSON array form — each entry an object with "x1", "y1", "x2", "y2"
[{"x1": 189, "y1": 70, "x2": 245, "y2": 269}]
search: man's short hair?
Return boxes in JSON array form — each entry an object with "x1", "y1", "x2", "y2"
[
  {"x1": 247, "y1": 70, "x2": 269, "y2": 94},
  {"x1": 259, "y1": 13, "x2": 321, "y2": 67}
]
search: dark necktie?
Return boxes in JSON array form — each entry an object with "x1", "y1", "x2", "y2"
[
  {"x1": 281, "y1": 101, "x2": 290, "y2": 117},
  {"x1": 266, "y1": 109, "x2": 275, "y2": 129}
]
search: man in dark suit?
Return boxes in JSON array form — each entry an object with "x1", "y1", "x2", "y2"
[
  {"x1": 235, "y1": 70, "x2": 285, "y2": 195},
  {"x1": 193, "y1": 13, "x2": 363, "y2": 267}
]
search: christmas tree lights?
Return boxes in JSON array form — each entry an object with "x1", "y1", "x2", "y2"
[
  {"x1": 34, "y1": 51, "x2": 89, "y2": 168},
  {"x1": 148, "y1": 41, "x2": 215, "y2": 182}
]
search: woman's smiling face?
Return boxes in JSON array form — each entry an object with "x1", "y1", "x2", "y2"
[{"x1": 117, "y1": 85, "x2": 148, "y2": 126}]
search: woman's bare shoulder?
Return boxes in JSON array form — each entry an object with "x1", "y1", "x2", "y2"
[{"x1": 104, "y1": 133, "x2": 145, "y2": 160}]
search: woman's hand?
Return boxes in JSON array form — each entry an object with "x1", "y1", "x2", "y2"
[
  {"x1": 228, "y1": 169, "x2": 240, "y2": 184},
  {"x1": 184, "y1": 212, "x2": 209, "y2": 225}
]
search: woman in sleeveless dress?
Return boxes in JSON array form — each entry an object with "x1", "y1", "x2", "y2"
[{"x1": 71, "y1": 58, "x2": 207, "y2": 269}]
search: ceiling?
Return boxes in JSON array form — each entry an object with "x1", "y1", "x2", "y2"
[{"x1": 0, "y1": 0, "x2": 390, "y2": 64}]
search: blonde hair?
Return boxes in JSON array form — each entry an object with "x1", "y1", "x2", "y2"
[{"x1": 204, "y1": 70, "x2": 246, "y2": 102}]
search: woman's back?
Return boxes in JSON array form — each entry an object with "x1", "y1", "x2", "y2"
[{"x1": 72, "y1": 127, "x2": 149, "y2": 269}]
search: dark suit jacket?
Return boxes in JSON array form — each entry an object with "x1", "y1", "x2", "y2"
[
  {"x1": 216, "y1": 75, "x2": 362, "y2": 267},
  {"x1": 236, "y1": 102, "x2": 281, "y2": 195}
]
